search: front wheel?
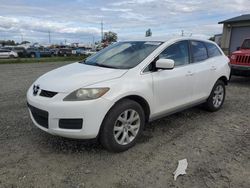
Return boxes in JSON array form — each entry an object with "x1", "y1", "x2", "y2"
[
  {"x1": 99, "y1": 99, "x2": 145, "y2": 152},
  {"x1": 204, "y1": 80, "x2": 226, "y2": 112}
]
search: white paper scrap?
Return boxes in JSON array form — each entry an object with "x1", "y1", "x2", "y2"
[{"x1": 173, "y1": 158, "x2": 188, "y2": 181}]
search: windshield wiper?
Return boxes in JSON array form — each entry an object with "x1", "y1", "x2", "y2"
[{"x1": 96, "y1": 63, "x2": 118, "y2": 69}]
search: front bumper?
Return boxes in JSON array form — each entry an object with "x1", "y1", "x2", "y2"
[
  {"x1": 27, "y1": 87, "x2": 114, "y2": 139},
  {"x1": 231, "y1": 64, "x2": 250, "y2": 76}
]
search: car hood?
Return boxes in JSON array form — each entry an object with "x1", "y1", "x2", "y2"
[
  {"x1": 232, "y1": 49, "x2": 250, "y2": 55},
  {"x1": 35, "y1": 62, "x2": 128, "y2": 93}
]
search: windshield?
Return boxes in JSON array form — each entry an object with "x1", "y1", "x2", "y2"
[
  {"x1": 241, "y1": 39, "x2": 250, "y2": 49},
  {"x1": 82, "y1": 41, "x2": 162, "y2": 69}
]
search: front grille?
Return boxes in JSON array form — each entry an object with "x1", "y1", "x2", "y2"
[
  {"x1": 40, "y1": 90, "x2": 58, "y2": 98},
  {"x1": 28, "y1": 103, "x2": 49, "y2": 129},
  {"x1": 236, "y1": 55, "x2": 250, "y2": 64}
]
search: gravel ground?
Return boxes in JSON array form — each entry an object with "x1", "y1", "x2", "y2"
[{"x1": 0, "y1": 62, "x2": 249, "y2": 188}]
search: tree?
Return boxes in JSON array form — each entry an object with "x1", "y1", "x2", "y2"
[
  {"x1": 145, "y1": 29, "x2": 152, "y2": 37},
  {"x1": 0, "y1": 40, "x2": 16, "y2": 46},
  {"x1": 102, "y1": 31, "x2": 118, "y2": 43},
  {"x1": 21, "y1": 41, "x2": 31, "y2": 45}
]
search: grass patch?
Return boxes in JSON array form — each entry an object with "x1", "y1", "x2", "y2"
[{"x1": 0, "y1": 55, "x2": 88, "y2": 64}]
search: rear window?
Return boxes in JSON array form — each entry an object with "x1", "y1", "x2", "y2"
[
  {"x1": 205, "y1": 42, "x2": 222, "y2": 58},
  {"x1": 191, "y1": 41, "x2": 208, "y2": 63}
]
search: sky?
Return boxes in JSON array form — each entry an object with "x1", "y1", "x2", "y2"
[{"x1": 0, "y1": 0, "x2": 250, "y2": 44}]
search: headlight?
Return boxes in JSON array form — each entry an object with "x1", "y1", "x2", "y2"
[
  {"x1": 64, "y1": 88, "x2": 109, "y2": 101},
  {"x1": 231, "y1": 55, "x2": 236, "y2": 60}
]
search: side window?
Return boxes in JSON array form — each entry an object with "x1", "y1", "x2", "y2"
[
  {"x1": 205, "y1": 42, "x2": 222, "y2": 58},
  {"x1": 159, "y1": 41, "x2": 190, "y2": 66},
  {"x1": 191, "y1": 41, "x2": 208, "y2": 63}
]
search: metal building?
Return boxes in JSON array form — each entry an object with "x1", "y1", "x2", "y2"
[{"x1": 219, "y1": 14, "x2": 250, "y2": 55}]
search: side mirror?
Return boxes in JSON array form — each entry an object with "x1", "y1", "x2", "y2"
[
  {"x1": 156, "y1": 59, "x2": 175, "y2": 70},
  {"x1": 236, "y1": 47, "x2": 240, "y2": 51}
]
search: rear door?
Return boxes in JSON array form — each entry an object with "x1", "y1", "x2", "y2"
[
  {"x1": 189, "y1": 41, "x2": 212, "y2": 100},
  {"x1": 204, "y1": 42, "x2": 225, "y2": 91}
]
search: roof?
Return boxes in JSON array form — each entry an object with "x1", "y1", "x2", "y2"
[
  {"x1": 121, "y1": 36, "x2": 210, "y2": 43},
  {"x1": 219, "y1": 14, "x2": 250, "y2": 24}
]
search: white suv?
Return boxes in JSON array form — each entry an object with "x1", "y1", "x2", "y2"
[
  {"x1": 27, "y1": 37, "x2": 230, "y2": 152},
  {"x1": 0, "y1": 49, "x2": 18, "y2": 58}
]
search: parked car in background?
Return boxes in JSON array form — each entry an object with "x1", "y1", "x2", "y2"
[
  {"x1": 83, "y1": 49, "x2": 96, "y2": 56},
  {"x1": 26, "y1": 47, "x2": 53, "y2": 58},
  {"x1": 230, "y1": 38, "x2": 250, "y2": 77},
  {"x1": 24, "y1": 48, "x2": 37, "y2": 58},
  {"x1": 2, "y1": 46, "x2": 27, "y2": 57},
  {"x1": 72, "y1": 47, "x2": 86, "y2": 55},
  {"x1": 0, "y1": 49, "x2": 18, "y2": 58},
  {"x1": 38, "y1": 47, "x2": 54, "y2": 57},
  {"x1": 58, "y1": 48, "x2": 72, "y2": 56},
  {"x1": 50, "y1": 48, "x2": 60, "y2": 56},
  {"x1": 27, "y1": 37, "x2": 230, "y2": 152}
]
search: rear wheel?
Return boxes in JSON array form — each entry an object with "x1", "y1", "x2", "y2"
[
  {"x1": 9, "y1": 55, "x2": 15, "y2": 58},
  {"x1": 100, "y1": 99, "x2": 145, "y2": 152},
  {"x1": 204, "y1": 80, "x2": 226, "y2": 112}
]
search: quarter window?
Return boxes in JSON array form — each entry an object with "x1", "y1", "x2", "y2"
[
  {"x1": 159, "y1": 41, "x2": 190, "y2": 66},
  {"x1": 205, "y1": 42, "x2": 222, "y2": 58},
  {"x1": 191, "y1": 41, "x2": 208, "y2": 63}
]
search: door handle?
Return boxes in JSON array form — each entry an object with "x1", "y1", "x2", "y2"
[
  {"x1": 210, "y1": 66, "x2": 217, "y2": 71},
  {"x1": 186, "y1": 71, "x2": 194, "y2": 76}
]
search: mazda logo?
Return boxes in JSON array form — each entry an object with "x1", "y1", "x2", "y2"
[{"x1": 33, "y1": 85, "x2": 40, "y2": 96}]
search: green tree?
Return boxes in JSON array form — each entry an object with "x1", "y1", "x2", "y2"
[
  {"x1": 145, "y1": 29, "x2": 152, "y2": 37},
  {"x1": 102, "y1": 31, "x2": 118, "y2": 43},
  {"x1": 21, "y1": 41, "x2": 31, "y2": 45}
]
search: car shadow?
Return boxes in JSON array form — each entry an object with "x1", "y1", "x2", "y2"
[
  {"x1": 34, "y1": 105, "x2": 212, "y2": 154},
  {"x1": 35, "y1": 132, "x2": 103, "y2": 153},
  {"x1": 36, "y1": 95, "x2": 233, "y2": 154},
  {"x1": 138, "y1": 106, "x2": 209, "y2": 144},
  {"x1": 229, "y1": 76, "x2": 250, "y2": 86}
]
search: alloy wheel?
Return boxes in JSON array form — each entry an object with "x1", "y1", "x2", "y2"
[
  {"x1": 113, "y1": 109, "x2": 140, "y2": 145},
  {"x1": 213, "y1": 85, "x2": 224, "y2": 108}
]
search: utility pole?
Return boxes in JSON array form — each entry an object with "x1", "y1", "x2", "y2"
[
  {"x1": 181, "y1": 30, "x2": 184, "y2": 37},
  {"x1": 101, "y1": 20, "x2": 103, "y2": 42},
  {"x1": 48, "y1": 30, "x2": 51, "y2": 44}
]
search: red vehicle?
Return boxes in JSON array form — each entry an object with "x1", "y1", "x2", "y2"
[{"x1": 230, "y1": 39, "x2": 250, "y2": 77}]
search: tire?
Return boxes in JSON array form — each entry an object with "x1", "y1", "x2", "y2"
[
  {"x1": 204, "y1": 80, "x2": 226, "y2": 112},
  {"x1": 99, "y1": 99, "x2": 145, "y2": 152},
  {"x1": 229, "y1": 73, "x2": 232, "y2": 81},
  {"x1": 9, "y1": 55, "x2": 15, "y2": 59}
]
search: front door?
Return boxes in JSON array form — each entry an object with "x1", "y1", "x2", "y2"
[{"x1": 152, "y1": 40, "x2": 195, "y2": 115}]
